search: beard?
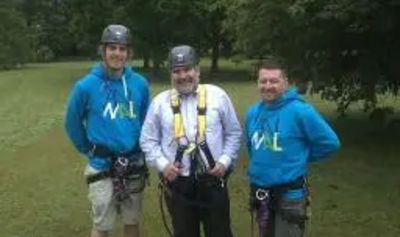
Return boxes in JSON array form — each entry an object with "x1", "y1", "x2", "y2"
[{"x1": 173, "y1": 77, "x2": 199, "y2": 95}]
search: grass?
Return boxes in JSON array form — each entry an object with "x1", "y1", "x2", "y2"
[{"x1": 0, "y1": 61, "x2": 399, "y2": 237}]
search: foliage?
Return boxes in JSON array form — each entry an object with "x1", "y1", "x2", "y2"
[
  {"x1": 225, "y1": 0, "x2": 400, "y2": 115},
  {"x1": 1, "y1": 0, "x2": 399, "y2": 116},
  {"x1": 0, "y1": 5, "x2": 30, "y2": 69}
]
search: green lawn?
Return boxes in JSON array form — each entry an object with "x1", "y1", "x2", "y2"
[{"x1": 1, "y1": 61, "x2": 399, "y2": 237}]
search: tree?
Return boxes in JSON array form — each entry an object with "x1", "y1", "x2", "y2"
[
  {"x1": 66, "y1": 0, "x2": 118, "y2": 57},
  {"x1": 0, "y1": 2, "x2": 30, "y2": 69},
  {"x1": 19, "y1": 0, "x2": 76, "y2": 60},
  {"x1": 226, "y1": 0, "x2": 400, "y2": 116},
  {"x1": 195, "y1": 0, "x2": 231, "y2": 72}
]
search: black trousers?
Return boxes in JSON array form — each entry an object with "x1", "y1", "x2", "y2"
[{"x1": 165, "y1": 175, "x2": 233, "y2": 237}]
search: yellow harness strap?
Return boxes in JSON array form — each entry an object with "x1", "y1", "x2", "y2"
[
  {"x1": 171, "y1": 89, "x2": 184, "y2": 139},
  {"x1": 197, "y1": 85, "x2": 207, "y2": 141},
  {"x1": 170, "y1": 85, "x2": 207, "y2": 141}
]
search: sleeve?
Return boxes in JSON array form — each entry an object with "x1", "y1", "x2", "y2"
[
  {"x1": 139, "y1": 99, "x2": 170, "y2": 172},
  {"x1": 217, "y1": 91, "x2": 243, "y2": 169},
  {"x1": 64, "y1": 82, "x2": 90, "y2": 155},
  {"x1": 244, "y1": 108, "x2": 253, "y2": 159},
  {"x1": 299, "y1": 104, "x2": 341, "y2": 162}
]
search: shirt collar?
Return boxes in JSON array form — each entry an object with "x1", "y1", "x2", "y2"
[{"x1": 178, "y1": 85, "x2": 200, "y2": 98}]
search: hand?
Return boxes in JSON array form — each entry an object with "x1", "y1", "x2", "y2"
[
  {"x1": 162, "y1": 162, "x2": 180, "y2": 182},
  {"x1": 208, "y1": 162, "x2": 226, "y2": 177}
]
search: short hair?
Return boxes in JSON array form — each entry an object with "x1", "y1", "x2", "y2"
[{"x1": 257, "y1": 58, "x2": 287, "y2": 78}]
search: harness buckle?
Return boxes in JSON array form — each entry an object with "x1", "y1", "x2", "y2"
[
  {"x1": 255, "y1": 189, "x2": 269, "y2": 200},
  {"x1": 185, "y1": 142, "x2": 197, "y2": 155},
  {"x1": 116, "y1": 157, "x2": 129, "y2": 167}
]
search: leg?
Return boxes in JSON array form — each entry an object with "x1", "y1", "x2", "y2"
[
  {"x1": 85, "y1": 165, "x2": 116, "y2": 236},
  {"x1": 265, "y1": 206, "x2": 276, "y2": 237},
  {"x1": 274, "y1": 197, "x2": 306, "y2": 237},
  {"x1": 201, "y1": 177, "x2": 233, "y2": 237},
  {"x1": 90, "y1": 230, "x2": 109, "y2": 237},
  {"x1": 123, "y1": 225, "x2": 140, "y2": 237},
  {"x1": 121, "y1": 179, "x2": 144, "y2": 237},
  {"x1": 165, "y1": 177, "x2": 201, "y2": 237}
]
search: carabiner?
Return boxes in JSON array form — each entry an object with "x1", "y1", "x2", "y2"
[{"x1": 255, "y1": 189, "x2": 269, "y2": 201}]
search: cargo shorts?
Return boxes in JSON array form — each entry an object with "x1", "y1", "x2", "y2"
[{"x1": 84, "y1": 165, "x2": 143, "y2": 231}]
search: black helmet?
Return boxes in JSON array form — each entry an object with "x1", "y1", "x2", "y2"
[
  {"x1": 100, "y1": 24, "x2": 131, "y2": 45},
  {"x1": 168, "y1": 45, "x2": 199, "y2": 69}
]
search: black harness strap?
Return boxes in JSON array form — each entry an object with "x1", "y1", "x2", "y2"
[
  {"x1": 86, "y1": 170, "x2": 112, "y2": 184},
  {"x1": 174, "y1": 143, "x2": 187, "y2": 164},
  {"x1": 198, "y1": 139, "x2": 216, "y2": 169},
  {"x1": 86, "y1": 143, "x2": 149, "y2": 188},
  {"x1": 251, "y1": 176, "x2": 305, "y2": 196},
  {"x1": 89, "y1": 143, "x2": 137, "y2": 158}
]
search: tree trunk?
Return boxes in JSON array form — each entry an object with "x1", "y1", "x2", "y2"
[
  {"x1": 143, "y1": 52, "x2": 150, "y2": 69},
  {"x1": 211, "y1": 39, "x2": 220, "y2": 73}
]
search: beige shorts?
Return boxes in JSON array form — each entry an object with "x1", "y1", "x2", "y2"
[{"x1": 84, "y1": 165, "x2": 143, "y2": 231}]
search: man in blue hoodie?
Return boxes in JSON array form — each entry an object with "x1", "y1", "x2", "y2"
[
  {"x1": 245, "y1": 59, "x2": 340, "y2": 237},
  {"x1": 64, "y1": 25, "x2": 150, "y2": 237}
]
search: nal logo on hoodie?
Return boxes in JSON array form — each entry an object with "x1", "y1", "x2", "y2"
[
  {"x1": 251, "y1": 131, "x2": 283, "y2": 151},
  {"x1": 103, "y1": 101, "x2": 136, "y2": 120}
]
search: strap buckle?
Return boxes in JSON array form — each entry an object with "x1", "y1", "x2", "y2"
[
  {"x1": 185, "y1": 142, "x2": 197, "y2": 155},
  {"x1": 255, "y1": 189, "x2": 269, "y2": 200},
  {"x1": 116, "y1": 157, "x2": 129, "y2": 167}
]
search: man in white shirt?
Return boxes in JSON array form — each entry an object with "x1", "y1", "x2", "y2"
[{"x1": 140, "y1": 45, "x2": 242, "y2": 237}]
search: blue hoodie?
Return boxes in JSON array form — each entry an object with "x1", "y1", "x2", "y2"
[
  {"x1": 64, "y1": 63, "x2": 150, "y2": 170},
  {"x1": 245, "y1": 88, "x2": 340, "y2": 198}
]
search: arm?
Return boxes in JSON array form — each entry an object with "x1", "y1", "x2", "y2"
[
  {"x1": 139, "y1": 79, "x2": 150, "y2": 125},
  {"x1": 64, "y1": 83, "x2": 90, "y2": 155},
  {"x1": 139, "y1": 100, "x2": 170, "y2": 172},
  {"x1": 244, "y1": 108, "x2": 253, "y2": 159},
  {"x1": 218, "y1": 92, "x2": 243, "y2": 169},
  {"x1": 299, "y1": 104, "x2": 340, "y2": 162}
]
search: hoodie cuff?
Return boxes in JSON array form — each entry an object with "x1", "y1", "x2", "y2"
[
  {"x1": 156, "y1": 156, "x2": 170, "y2": 173},
  {"x1": 217, "y1": 154, "x2": 232, "y2": 169}
]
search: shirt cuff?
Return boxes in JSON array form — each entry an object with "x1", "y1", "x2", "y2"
[
  {"x1": 217, "y1": 154, "x2": 232, "y2": 169},
  {"x1": 156, "y1": 156, "x2": 170, "y2": 173}
]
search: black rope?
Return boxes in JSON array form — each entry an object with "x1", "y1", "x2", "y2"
[
  {"x1": 158, "y1": 181, "x2": 174, "y2": 237},
  {"x1": 251, "y1": 210, "x2": 255, "y2": 237}
]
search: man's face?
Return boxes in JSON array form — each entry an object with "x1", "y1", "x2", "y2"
[
  {"x1": 170, "y1": 66, "x2": 200, "y2": 94},
  {"x1": 103, "y1": 43, "x2": 128, "y2": 71},
  {"x1": 257, "y1": 68, "x2": 288, "y2": 103}
]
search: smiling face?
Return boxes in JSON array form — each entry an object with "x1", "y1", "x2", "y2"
[
  {"x1": 170, "y1": 66, "x2": 200, "y2": 95},
  {"x1": 257, "y1": 68, "x2": 288, "y2": 104},
  {"x1": 102, "y1": 43, "x2": 128, "y2": 72}
]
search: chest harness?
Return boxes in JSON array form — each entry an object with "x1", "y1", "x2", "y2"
[{"x1": 170, "y1": 84, "x2": 216, "y2": 172}]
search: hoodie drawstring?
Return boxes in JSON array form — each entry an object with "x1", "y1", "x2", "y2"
[{"x1": 122, "y1": 75, "x2": 128, "y2": 100}]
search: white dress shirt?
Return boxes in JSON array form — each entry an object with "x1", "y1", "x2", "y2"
[{"x1": 140, "y1": 84, "x2": 242, "y2": 176}]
